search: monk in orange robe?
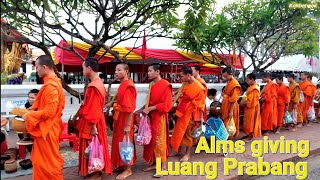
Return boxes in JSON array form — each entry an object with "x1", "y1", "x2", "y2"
[
  {"x1": 170, "y1": 66, "x2": 206, "y2": 162},
  {"x1": 111, "y1": 63, "x2": 137, "y2": 179},
  {"x1": 275, "y1": 75, "x2": 290, "y2": 134},
  {"x1": 221, "y1": 67, "x2": 241, "y2": 138},
  {"x1": 260, "y1": 72, "x2": 278, "y2": 135},
  {"x1": 287, "y1": 73, "x2": 301, "y2": 131},
  {"x1": 298, "y1": 72, "x2": 313, "y2": 126},
  {"x1": 23, "y1": 55, "x2": 65, "y2": 180},
  {"x1": 76, "y1": 58, "x2": 112, "y2": 178},
  {"x1": 136, "y1": 64, "x2": 172, "y2": 178},
  {"x1": 240, "y1": 73, "x2": 261, "y2": 142},
  {"x1": 191, "y1": 65, "x2": 207, "y2": 144},
  {"x1": 191, "y1": 65, "x2": 208, "y2": 119},
  {"x1": 308, "y1": 74, "x2": 317, "y2": 120}
]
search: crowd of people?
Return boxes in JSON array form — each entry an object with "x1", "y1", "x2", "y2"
[{"x1": 1, "y1": 55, "x2": 319, "y2": 180}]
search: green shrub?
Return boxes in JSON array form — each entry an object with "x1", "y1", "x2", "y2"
[
  {"x1": 1, "y1": 72, "x2": 8, "y2": 85},
  {"x1": 30, "y1": 72, "x2": 36, "y2": 77}
]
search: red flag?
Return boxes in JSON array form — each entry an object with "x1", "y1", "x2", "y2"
[{"x1": 141, "y1": 31, "x2": 147, "y2": 62}]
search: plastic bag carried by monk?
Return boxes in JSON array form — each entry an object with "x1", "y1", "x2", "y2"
[
  {"x1": 119, "y1": 135, "x2": 134, "y2": 164},
  {"x1": 283, "y1": 111, "x2": 293, "y2": 124},
  {"x1": 290, "y1": 110, "x2": 298, "y2": 124},
  {"x1": 226, "y1": 117, "x2": 236, "y2": 136},
  {"x1": 88, "y1": 136, "x2": 105, "y2": 174},
  {"x1": 136, "y1": 115, "x2": 152, "y2": 145}
]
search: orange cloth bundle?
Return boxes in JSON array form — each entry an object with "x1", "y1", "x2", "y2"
[{"x1": 10, "y1": 108, "x2": 30, "y2": 117}]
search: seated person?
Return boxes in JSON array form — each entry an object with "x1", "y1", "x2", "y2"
[
  {"x1": 1, "y1": 116, "x2": 8, "y2": 155},
  {"x1": 17, "y1": 89, "x2": 39, "y2": 149}
]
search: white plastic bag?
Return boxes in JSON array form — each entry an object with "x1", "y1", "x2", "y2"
[
  {"x1": 307, "y1": 106, "x2": 316, "y2": 121},
  {"x1": 299, "y1": 91, "x2": 304, "y2": 103},
  {"x1": 290, "y1": 109, "x2": 298, "y2": 124},
  {"x1": 119, "y1": 134, "x2": 134, "y2": 164}
]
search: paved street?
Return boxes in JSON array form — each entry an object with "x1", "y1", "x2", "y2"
[{"x1": 3, "y1": 123, "x2": 320, "y2": 180}]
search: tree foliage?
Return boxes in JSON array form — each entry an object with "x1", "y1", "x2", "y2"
[
  {"x1": 1, "y1": 0, "x2": 189, "y2": 97},
  {"x1": 175, "y1": 0, "x2": 320, "y2": 73}
]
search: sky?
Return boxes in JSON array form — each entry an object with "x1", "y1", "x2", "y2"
[{"x1": 24, "y1": 0, "x2": 233, "y2": 50}]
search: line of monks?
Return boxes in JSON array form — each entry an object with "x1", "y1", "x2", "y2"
[{"x1": 22, "y1": 55, "x2": 318, "y2": 180}]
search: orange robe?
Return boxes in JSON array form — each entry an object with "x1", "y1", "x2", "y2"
[
  {"x1": 111, "y1": 80, "x2": 137, "y2": 168},
  {"x1": 25, "y1": 75, "x2": 65, "y2": 180},
  {"x1": 261, "y1": 81, "x2": 278, "y2": 131},
  {"x1": 221, "y1": 78, "x2": 241, "y2": 138},
  {"x1": 310, "y1": 81, "x2": 316, "y2": 97},
  {"x1": 277, "y1": 84, "x2": 290, "y2": 127},
  {"x1": 76, "y1": 77, "x2": 112, "y2": 176},
  {"x1": 298, "y1": 81, "x2": 313, "y2": 122},
  {"x1": 288, "y1": 82, "x2": 300, "y2": 113},
  {"x1": 243, "y1": 84, "x2": 261, "y2": 137},
  {"x1": 144, "y1": 79, "x2": 172, "y2": 164},
  {"x1": 170, "y1": 80, "x2": 205, "y2": 152},
  {"x1": 196, "y1": 77, "x2": 208, "y2": 121}
]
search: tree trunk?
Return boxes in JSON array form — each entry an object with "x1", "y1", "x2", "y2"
[{"x1": 242, "y1": 69, "x2": 246, "y2": 82}]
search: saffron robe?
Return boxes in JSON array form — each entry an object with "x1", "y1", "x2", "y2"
[
  {"x1": 243, "y1": 84, "x2": 261, "y2": 137},
  {"x1": 261, "y1": 81, "x2": 278, "y2": 131},
  {"x1": 25, "y1": 75, "x2": 65, "y2": 180},
  {"x1": 221, "y1": 78, "x2": 241, "y2": 138},
  {"x1": 111, "y1": 80, "x2": 137, "y2": 168},
  {"x1": 298, "y1": 81, "x2": 313, "y2": 122},
  {"x1": 288, "y1": 82, "x2": 300, "y2": 113},
  {"x1": 277, "y1": 84, "x2": 290, "y2": 127},
  {"x1": 196, "y1": 77, "x2": 208, "y2": 121},
  {"x1": 76, "y1": 77, "x2": 112, "y2": 176},
  {"x1": 170, "y1": 80, "x2": 206, "y2": 152},
  {"x1": 143, "y1": 79, "x2": 172, "y2": 164}
]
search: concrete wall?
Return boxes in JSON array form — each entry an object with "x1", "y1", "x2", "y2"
[{"x1": 1, "y1": 83, "x2": 228, "y2": 122}]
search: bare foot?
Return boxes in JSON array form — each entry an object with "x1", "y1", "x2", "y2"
[
  {"x1": 180, "y1": 154, "x2": 190, "y2": 162},
  {"x1": 143, "y1": 165, "x2": 156, "y2": 172},
  {"x1": 275, "y1": 130, "x2": 280, "y2": 134},
  {"x1": 116, "y1": 169, "x2": 132, "y2": 180},
  {"x1": 291, "y1": 127, "x2": 297, "y2": 132},
  {"x1": 297, "y1": 123, "x2": 302, "y2": 128}
]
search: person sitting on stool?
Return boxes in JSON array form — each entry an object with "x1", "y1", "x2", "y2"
[{"x1": 17, "y1": 89, "x2": 39, "y2": 151}]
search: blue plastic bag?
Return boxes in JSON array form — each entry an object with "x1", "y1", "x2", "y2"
[
  {"x1": 119, "y1": 134, "x2": 134, "y2": 164},
  {"x1": 283, "y1": 111, "x2": 293, "y2": 124}
]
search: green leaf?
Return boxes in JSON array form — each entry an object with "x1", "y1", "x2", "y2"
[{"x1": 43, "y1": 0, "x2": 51, "y2": 12}]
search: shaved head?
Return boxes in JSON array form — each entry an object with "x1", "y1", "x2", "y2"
[
  {"x1": 118, "y1": 63, "x2": 129, "y2": 71},
  {"x1": 36, "y1": 55, "x2": 55, "y2": 69}
]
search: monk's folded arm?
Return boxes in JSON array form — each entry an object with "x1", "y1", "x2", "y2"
[
  {"x1": 155, "y1": 87, "x2": 172, "y2": 113},
  {"x1": 228, "y1": 88, "x2": 241, "y2": 103},
  {"x1": 120, "y1": 87, "x2": 136, "y2": 113},
  {"x1": 81, "y1": 88, "x2": 102, "y2": 124},
  {"x1": 29, "y1": 88, "x2": 59, "y2": 121},
  {"x1": 294, "y1": 88, "x2": 300, "y2": 104},
  {"x1": 246, "y1": 92, "x2": 258, "y2": 108},
  {"x1": 264, "y1": 91, "x2": 273, "y2": 102}
]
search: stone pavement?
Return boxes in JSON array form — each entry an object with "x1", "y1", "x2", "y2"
[{"x1": 3, "y1": 122, "x2": 320, "y2": 180}]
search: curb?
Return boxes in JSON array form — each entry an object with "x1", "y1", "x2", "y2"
[{"x1": 227, "y1": 148, "x2": 320, "y2": 180}]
